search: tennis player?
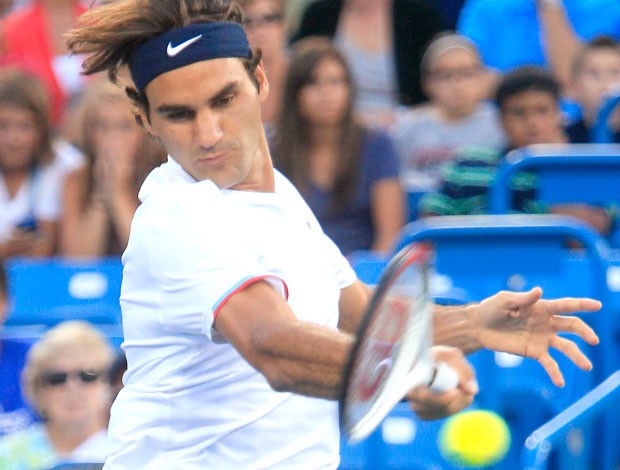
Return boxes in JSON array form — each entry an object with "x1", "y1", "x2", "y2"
[{"x1": 67, "y1": 1, "x2": 601, "y2": 468}]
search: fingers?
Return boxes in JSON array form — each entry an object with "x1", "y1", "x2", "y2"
[
  {"x1": 550, "y1": 335, "x2": 593, "y2": 371},
  {"x1": 407, "y1": 346, "x2": 478, "y2": 421},
  {"x1": 538, "y1": 352, "x2": 564, "y2": 388},
  {"x1": 408, "y1": 387, "x2": 474, "y2": 421},
  {"x1": 551, "y1": 316, "x2": 600, "y2": 346},
  {"x1": 431, "y1": 346, "x2": 478, "y2": 395},
  {"x1": 545, "y1": 297, "x2": 602, "y2": 315}
]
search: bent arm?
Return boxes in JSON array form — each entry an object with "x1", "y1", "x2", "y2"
[{"x1": 214, "y1": 280, "x2": 355, "y2": 399}]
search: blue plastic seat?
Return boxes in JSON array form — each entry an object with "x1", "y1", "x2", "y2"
[
  {"x1": 4, "y1": 256, "x2": 123, "y2": 328},
  {"x1": 488, "y1": 143, "x2": 620, "y2": 247}
]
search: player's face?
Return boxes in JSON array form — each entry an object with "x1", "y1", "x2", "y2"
[
  {"x1": 425, "y1": 48, "x2": 484, "y2": 119},
  {"x1": 501, "y1": 91, "x2": 563, "y2": 148},
  {"x1": 141, "y1": 58, "x2": 269, "y2": 190},
  {"x1": 0, "y1": 106, "x2": 40, "y2": 172},
  {"x1": 298, "y1": 57, "x2": 350, "y2": 127}
]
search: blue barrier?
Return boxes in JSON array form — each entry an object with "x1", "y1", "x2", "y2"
[
  {"x1": 490, "y1": 144, "x2": 620, "y2": 215},
  {"x1": 592, "y1": 91, "x2": 620, "y2": 144},
  {"x1": 521, "y1": 370, "x2": 620, "y2": 470}
]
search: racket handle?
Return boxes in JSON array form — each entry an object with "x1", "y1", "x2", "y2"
[{"x1": 429, "y1": 362, "x2": 459, "y2": 393}]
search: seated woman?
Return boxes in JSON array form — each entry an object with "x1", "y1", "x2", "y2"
[
  {"x1": 0, "y1": 68, "x2": 83, "y2": 259},
  {"x1": 0, "y1": 321, "x2": 114, "y2": 467},
  {"x1": 60, "y1": 78, "x2": 167, "y2": 257},
  {"x1": 271, "y1": 37, "x2": 405, "y2": 255}
]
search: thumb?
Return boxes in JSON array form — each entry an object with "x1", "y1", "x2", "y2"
[{"x1": 506, "y1": 286, "x2": 543, "y2": 309}]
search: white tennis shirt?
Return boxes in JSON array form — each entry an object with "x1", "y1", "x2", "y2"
[{"x1": 105, "y1": 157, "x2": 356, "y2": 469}]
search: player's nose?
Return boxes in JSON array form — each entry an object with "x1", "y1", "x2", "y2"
[{"x1": 195, "y1": 111, "x2": 223, "y2": 148}]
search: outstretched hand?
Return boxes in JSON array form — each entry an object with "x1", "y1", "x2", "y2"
[{"x1": 474, "y1": 287, "x2": 601, "y2": 387}]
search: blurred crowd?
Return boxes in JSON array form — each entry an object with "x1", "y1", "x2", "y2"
[
  {"x1": 0, "y1": 0, "x2": 618, "y2": 264},
  {"x1": 1, "y1": 0, "x2": 620, "y2": 465}
]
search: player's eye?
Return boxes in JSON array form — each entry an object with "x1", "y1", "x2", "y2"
[
  {"x1": 214, "y1": 94, "x2": 235, "y2": 107},
  {"x1": 165, "y1": 110, "x2": 194, "y2": 121}
]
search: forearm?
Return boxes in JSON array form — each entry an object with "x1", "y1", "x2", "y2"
[
  {"x1": 108, "y1": 189, "x2": 139, "y2": 249},
  {"x1": 536, "y1": 0, "x2": 581, "y2": 91},
  {"x1": 215, "y1": 280, "x2": 356, "y2": 400},
  {"x1": 433, "y1": 303, "x2": 481, "y2": 354},
  {"x1": 61, "y1": 204, "x2": 110, "y2": 257},
  {"x1": 251, "y1": 320, "x2": 355, "y2": 399}
]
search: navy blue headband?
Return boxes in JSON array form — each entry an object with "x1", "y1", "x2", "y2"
[{"x1": 129, "y1": 22, "x2": 252, "y2": 92}]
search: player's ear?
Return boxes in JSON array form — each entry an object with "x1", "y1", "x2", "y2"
[
  {"x1": 255, "y1": 60, "x2": 269, "y2": 101},
  {"x1": 137, "y1": 108, "x2": 158, "y2": 138}
]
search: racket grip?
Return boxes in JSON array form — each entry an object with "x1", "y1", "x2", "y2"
[{"x1": 429, "y1": 362, "x2": 459, "y2": 393}]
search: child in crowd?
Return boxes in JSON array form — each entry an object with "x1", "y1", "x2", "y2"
[
  {"x1": 60, "y1": 79, "x2": 166, "y2": 257},
  {"x1": 566, "y1": 35, "x2": 620, "y2": 143},
  {"x1": 390, "y1": 33, "x2": 506, "y2": 194},
  {"x1": 271, "y1": 37, "x2": 405, "y2": 255},
  {"x1": 0, "y1": 68, "x2": 82, "y2": 259},
  {"x1": 419, "y1": 66, "x2": 613, "y2": 237}
]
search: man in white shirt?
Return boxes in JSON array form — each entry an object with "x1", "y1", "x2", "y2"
[{"x1": 67, "y1": 1, "x2": 601, "y2": 468}]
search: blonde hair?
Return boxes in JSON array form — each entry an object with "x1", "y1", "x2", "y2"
[{"x1": 22, "y1": 321, "x2": 114, "y2": 412}]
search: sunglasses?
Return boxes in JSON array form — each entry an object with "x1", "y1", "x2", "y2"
[
  {"x1": 40, "y1": 369, "x2": 101, "y2": 387},
  {"x1": 245, "y1": 13, "x2": 283, "y2": 29}
]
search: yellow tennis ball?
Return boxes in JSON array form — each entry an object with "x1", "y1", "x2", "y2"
[{"x1": 438, "y1": 410, "x2": 511, "y2": 468}]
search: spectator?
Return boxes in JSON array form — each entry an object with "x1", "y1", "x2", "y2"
[
  {"x1": 271, "y1": 37, "x2": 405, "y2": 254},
  {"x1": 566, "y1": 36, "x2": 620, "y2": 143},
  {"x1": 0, "y1": 0, "x2": 90, "y2": 126},
  {"x1": 0, "y1": 321, "x2": 113, "y2": 468},
  {"x1": 293, "y1": 0, "x2": 446, "y2": 127},
  {"x1": 391, "y1": 32, "x2": 506, "y2": 193},
  {"x1": 457, "y1": 0, "x2": 620, "y2": 93},
  {"x1": 0, "y1": 68, "x2": 83, "y2": 259},
  {"x1": 59, "y1": 79, "x2": 166, "y2": 258},
  {"x1": 0, "y1": 261, "x2": 37, "y2": 438},
  {"x1": 419, "y1": 66, "x2": 614, "y2": 236},
  {"x1": 239, "y1": 0, "x2": 290, "y2": 130}
]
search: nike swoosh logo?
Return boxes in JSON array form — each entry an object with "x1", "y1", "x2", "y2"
[{"x1": 166, "y1": 34, "x2": 202, "y2": 57}]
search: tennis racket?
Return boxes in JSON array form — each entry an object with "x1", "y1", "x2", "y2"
[{"x1": 340, "y1": 243, "x2": 459, "y2": 443}]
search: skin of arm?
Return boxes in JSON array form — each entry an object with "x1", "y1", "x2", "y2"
[
  {"x1": 549, "y1": 204, "x2": 612, "y2": 236},
  {"x1": 214, "y1": 277, "x2": 600, "y2": 409},
  {"x1": 370, "y1": 179, "x2": 406, "y2": 253},
  {"x1": 60, "y1": 167, "x2": 110, "y2": 257},
  {"x1": 536, "y1": 0, "x2": 582, "y2": 92},
  {"x1": 0, "y1": 219, "x2": 57, "y2": 258}
]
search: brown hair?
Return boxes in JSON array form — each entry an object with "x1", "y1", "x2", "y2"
[
  {"x1": 67, "y1": 0, "x2": 262, "y2": 121},
  {"x1": 0, "y1": 68, "x2": 54, "y2": 165},
  {"x1": 76, "y1": 78, "x2": 167, "y2": 203},
  {"x1": 271, "y1": 37, "x2": 363, "y2": 209},
  {"x1": 571, "y1": 35, "x2": 620, "y2": 77}
]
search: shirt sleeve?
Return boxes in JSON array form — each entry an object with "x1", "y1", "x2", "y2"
[{"x1": 145, "y1": 181, "x2": 287, "y2": 339}]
